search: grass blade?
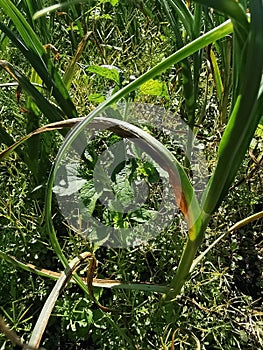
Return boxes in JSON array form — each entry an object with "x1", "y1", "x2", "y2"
[
  {"x1": 209, "y1": 47, "x2": 223, "y2": 101},
  {"x1": 0, "y1": 0, "x2": 78, "y2": 118},
  {"x1": 0, "y1": 0, "x2": 45, "y2": 56},
  {"x1": 0, "y1": 118, "x2": 81, "y2": 162},
  {"x1": 28, "y1": 253, "x2": 92, "y2": 349},
  {"x1": 32, "y1": 0, "x2": 87, "y2": 20},
  {"x1": 163, "y1": 0, "x2": 194, "y2": 38},
  {"x1": 202, "y1": 0, "x2": 263, "y2": 215},
  {"x1": 193, "y1": 0, "x2": 248, "y2": 29},
  {"x1": 63, "y1": 31, "x2": 93, "y2": 89},
  {"x1": 0, "y1": 60, "x2": 65, "y2": 123}
]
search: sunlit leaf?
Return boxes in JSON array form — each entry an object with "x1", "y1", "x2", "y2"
[
  {"x1": 88, "y1": 93, "x2": 106, "y2": 103},
  {"x1": 86, "y1": 65, "x2": 121, "y2": 84},
  {"x1": 139, "y1": 79, "x2": 169, "y2": 98}
]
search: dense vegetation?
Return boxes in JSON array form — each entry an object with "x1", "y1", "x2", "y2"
[{"x1": 0, "y1": 0, "x2": 262, "y2": 349}]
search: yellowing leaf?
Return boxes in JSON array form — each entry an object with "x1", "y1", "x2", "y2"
[
  {"x1": 88, "y1": 93, "x2": 105, "y2": 103},
  {"x1": 139, "y1": 79, "x2": 169, "y2": 98}
]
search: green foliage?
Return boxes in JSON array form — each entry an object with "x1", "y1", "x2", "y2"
[
  {"x1": 0, "y1": 0, "x2": 262, "y2": 349},
  {"x1": 86, "y1": 64, "x2": 121, "y2": 85},
  {"x1": 139, "y1": 79, "x2": 169, "y2": 99}
]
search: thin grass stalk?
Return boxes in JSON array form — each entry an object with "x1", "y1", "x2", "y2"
[
  {"x1": 192, "y1": 3, "x2": 203, "y2": 114},
  {"x1": 25, "y1": 68, "x2": 44, "y2": 180},
  {"x1": 194, "y1": 0, "x2": 248, "y2": 27},
  {"x1": 160, "y1": 0, "x2": 194, "y2": 127},
  {"x1": 194, "y1": 0, "x2": 249, "y2": 110},
  {"x1": 162, "y1": 0, "x2": 194, "y2": 38},
  {"x1": 20, "y1": 0, "x2": 51, "y2": 43},
  {"x1": 161, "y1": 0, "x2": 201, "y2": 126},
  {"x1": 160, "y1": 0, "x2": 205, "y2": 171},
  {"x1": 205, "y1": 13, "x2": 232, "y2": 125},
  {"x1": 190, "y1": 210, "x2": 263, "y2": 272}
]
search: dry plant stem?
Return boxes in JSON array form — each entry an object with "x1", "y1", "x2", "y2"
[
  {"x1": 190, "y1": 210, "x2": 263, "y2": 272},
  {"x1": 0, "y1": 117, "x2": 85, "y2": 161},
  {"x1": 27, "y1": 252, "x2": 93, "y2": 350},
  {"x1": 163, "y1": 209, "x2": 263, "y2": 302},
  {"x1": 0, "y1": 317, "x2": 37, "y2": 349},
  {"x1": 0, "y1": 251, "x2": 169, "y2": 293}
]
